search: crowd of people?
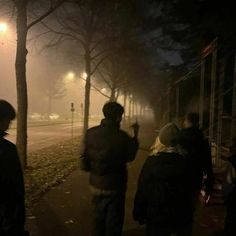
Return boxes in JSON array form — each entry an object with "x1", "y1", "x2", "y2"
[{"x1": 0, "y1": 99, "x2": 235, "y2": 236}]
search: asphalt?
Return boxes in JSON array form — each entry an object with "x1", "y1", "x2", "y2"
[{"x1": 26, "y1": 122, "x2": 226, "y2": 236}]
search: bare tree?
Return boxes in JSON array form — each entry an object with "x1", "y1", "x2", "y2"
[
  {"x1": 39, "y1": 0, "x2": 120, "y2": 134},
  {"x1": 96, "y1": 55, "x2": 128, "y2": 102},
  {"x1": 10, "y1": 0, "x2": 67, "y2": 168}
]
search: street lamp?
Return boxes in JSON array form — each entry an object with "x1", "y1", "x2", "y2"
[
  {"x1": 64, "y1": 71, "x2": 75, "y2": 83},
  {"x1": 81, "y1": 72, "x2": 87, "y2": 80},
  {"x1": 101, "y1": 88, "x2": 107, "y2": 93},
  {"x1": 67, "y1": 71, "x2": 75, "y2": 80},
  {"x1": 0, "y1": 22, "x2": 7, "y2": 33}
]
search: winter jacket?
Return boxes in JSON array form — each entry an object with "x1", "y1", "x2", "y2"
[
  {"x1": 133, "y1": 152, "x2": 194, "y2": 229},
  {"x1": 0, "y1": 132, "x2": 26, "y2": 236},
  {"x1": 178, "y1": 127, "x2": 214, "y2": 194},
  {"x1": 224, "y1": 154, "x2": 236, "y2": 235},
  {"x1": 80, "y1": 119, "x2": 139, "y2": 191}
]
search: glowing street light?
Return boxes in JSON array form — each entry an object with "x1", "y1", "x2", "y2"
[
  {"x1": 101, "y1": 88, "x2": 107, "y2": 93},
  {"x1": 0, "y1": 22, "x2": 7, "y2": 33},
  {"x1": 67, "y1": 71, "x2": 75, "y2": 79},
  {"x1": 64, "y1": 71, "x2": 75, "y2": 83},
  {"x1": 81, "y1": 72, "x2": 87, "y2": 80}
]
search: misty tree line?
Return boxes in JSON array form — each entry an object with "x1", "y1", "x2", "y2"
[
  {"x1": 0, "y1": 0, "x2": 159, "y2": 169},
  {"x1": 2, "y1": 0, "x2": 235, "y2": 169}
]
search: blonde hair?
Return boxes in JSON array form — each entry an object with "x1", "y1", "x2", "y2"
[
  {"x1": 150, "y1": 136, "x2": 185, "y2": 156},
  {"x1": 150, "y1": 137, "x2": 167, "y2": 155}
]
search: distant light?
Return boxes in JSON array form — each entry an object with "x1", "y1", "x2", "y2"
[
  {"x1": 63, "y1": 71, "x2": 76, "y2": 83},
  {"x1": 81, "y1": 72, "x2": 87, "y2": 80},
  {"x1": 0, "y1": 22, "x2": 7, "y2": 33},
  {"x1": 67, "y1": 72, "x2": 75, "y2": 79},
  {"x1": 101, "y1": 88, "x2": 107, "y2": 93}
]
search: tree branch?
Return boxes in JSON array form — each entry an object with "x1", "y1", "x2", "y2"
[
  {"x1": 97, "y1": 68, "x2": 112, "y2": 89},
  {"x1": 27, "y1": 0, "x2": 66, "y2": 30},
  {"x1": 40, "y1": 22, "x2": 86, "y2": 47},
  {"x1": 81, "y1": 77, "x2": 110, "y2": 99},
  {"x1": 91, "y1": 54, "x2": 111, "y2": 76}
]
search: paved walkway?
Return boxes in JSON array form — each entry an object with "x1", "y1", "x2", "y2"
[{"x1": 26, "y1": 123, "x2": 226, "y2": 236}]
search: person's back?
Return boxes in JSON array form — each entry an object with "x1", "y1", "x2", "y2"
[
  {"x1": 80, "y1": 102, "x2": 139, "y2": 236},
  {"x1": 85, "y1": 118, "x2": 138, "y2": 191},
  {"x1": 133, "y1": 123, "x2": 193, "y2": 236},
  {"x1": 0, "y1": 100, "x2": 28, "y2": 236},
  {"x1": 178, "y1": 112, "x2": 214, "y2": 196}
]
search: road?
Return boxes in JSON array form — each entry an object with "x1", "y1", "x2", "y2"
[{"x1": 6, "y1": 121, "x2": 100, "y2": 152}]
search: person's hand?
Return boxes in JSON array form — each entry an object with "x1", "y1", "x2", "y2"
[
  {"x1": 199, "y1": 190, "x2": 211, "y2": 205},
  {"x1": 131, "y1": 122, "x2": 140, "y2": 138}
]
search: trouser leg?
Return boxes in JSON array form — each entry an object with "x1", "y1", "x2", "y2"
[
  {"x1": 146, "y1": 224, "x2": 171, "y2": 236},
  {"x1": 105, "y1": 193, "x2": 125, "y2": 236},
  {"x1": 172, "y1": 224, "x2": 192, "y2": 236},
  {"x1": 91, "y1": 195, "x2": 106, "y2": 236},
  {"x1": 225, "y1": 193, "x2": 236, "y2": 236}
]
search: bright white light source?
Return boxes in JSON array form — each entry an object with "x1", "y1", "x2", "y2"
[
  {"x1": 81, "y1": 72, "x2": 87, "y2": 80},
  {"x1": 0, "y1": 22, "x2": 7, "y2": 33},
  {"x1": 101, "y1": 88, "x2": 107, "y2": 93},
  {"x1": 64, "y1": 71, "x2": 76, "y2": 83},
  {"x1": 67, "y1": 72, "x2": 75, "y2": 79}
]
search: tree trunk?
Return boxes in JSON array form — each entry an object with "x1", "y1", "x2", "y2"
[
  {"x1": 15, "y1": 1, "x2": 28, "y2": 169},
  {"x1": 83, "y1": 48, "x2": 91, "y2": 135},
  {"x1": 230, "y1": 53, "x2": 236, "y2": 146},
  {"x1": 110, "y1": 87, "x2": 116, "y2": 101},
  {"x1": 115, "y1": 89, "x2": 120, "y2": 101},
  {"x1": 123, "y1": 91, "x2": 127, "y2": 123},
  {"x1": 128, "y1": 96, "x2": 131, "y2": 123}
]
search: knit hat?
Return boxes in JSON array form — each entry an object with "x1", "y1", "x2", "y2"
[{"x1": 158, "y1": 123, "x2": 179, "y2": 147}]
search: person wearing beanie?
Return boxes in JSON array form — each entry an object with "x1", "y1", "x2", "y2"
[
  {"x1": 0, "y1": 100, "x2": 29, "y2": 236},
  {"x1": 133, "y1": 123, "x2": 194, "y2": 236},
  {"x1": 178, "y1": 112, "x2": 214, "y2": 202},
  {"x1": 80, "y1": 102, "x2": 139, "y2": 236}
]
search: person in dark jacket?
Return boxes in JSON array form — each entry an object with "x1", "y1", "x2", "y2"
[
  {"x1": 178, "y1": 112, "x2": 214, "y2": 201},
  {"x1": 133, "y1": 123, "x2": 194, "y2": 236},
  {"x1": 223, "y1": 143, "x2": 236, "y2": 236},
  {"x1": 80, "y1": 102, "x2": 139, "y2": 236},
  {"x1": 0, "y1": 100, "x2": 28, "y2": 236}
]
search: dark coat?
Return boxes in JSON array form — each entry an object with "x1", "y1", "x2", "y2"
[
  {"x1": 178, "y1": 127, "x2": 214, "y2": 194},
  {"x1": 80, "y1": 119, "x2": 139, "y2": 191},
  {"x1": 0, "y1": 132, "x2": 26, "y2": 236},
  {"x1": 224, "y1": 154, "x2": 236, "y2": 235},
  {"x1": 133, "y1": 152, "x2": 194, "y2": 229}
]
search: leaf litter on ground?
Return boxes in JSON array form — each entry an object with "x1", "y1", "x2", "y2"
[{"x1": 24, "y1": 137, "x2": 81, "y2": 209}]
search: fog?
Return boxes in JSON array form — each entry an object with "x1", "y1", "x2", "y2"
[{"x1": 0, "y1": 22, "x2": 110, "y2": 119}]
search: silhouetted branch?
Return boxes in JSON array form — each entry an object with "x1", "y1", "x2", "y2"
[{"x1": 27, "y1": 0, "x2": 66, "y2": 30}]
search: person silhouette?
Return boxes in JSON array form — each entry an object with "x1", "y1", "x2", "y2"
[
  {"x1": 0, "y1": 100, "x2": 28, "y2": 236},
  {"x1": 80, "y1": 102, "x2": 139, "y2": 236}
]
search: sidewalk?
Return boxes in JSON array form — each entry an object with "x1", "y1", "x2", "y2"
[{"x1": 26, "y1": 122, "x2": 226, "y2": 236}]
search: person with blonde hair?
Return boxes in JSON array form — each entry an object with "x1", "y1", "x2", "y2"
[{"x1": 133, "y1": 123, "x2": 193, "y2": 236}]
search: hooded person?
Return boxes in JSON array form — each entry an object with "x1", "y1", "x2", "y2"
[
  {"x1": 133, "y1": 123, "x2": 194, "y2": 236},
  {"x1": 0, "y1": 100, "x2": 28, "y2": 236}
]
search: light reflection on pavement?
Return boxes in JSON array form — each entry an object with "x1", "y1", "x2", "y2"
[{"x1": 6, "y1": 121, "x2": 100, "y2": 152}]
